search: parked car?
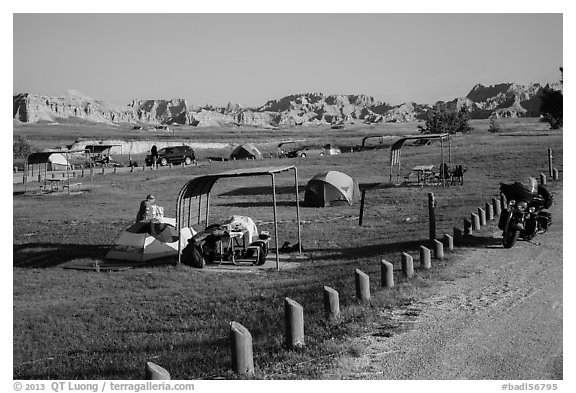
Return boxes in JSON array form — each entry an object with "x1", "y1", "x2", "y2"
[
  {"x1": 145, "y1": 145, "x2": 195, "y2": 166},
  {"x1": 286, "y1": 144, "x2": 341, "y2": 158}
]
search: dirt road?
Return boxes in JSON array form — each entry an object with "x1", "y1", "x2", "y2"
[{"x1": 330, "y1": 192, "x2": 563, "y2": 380}]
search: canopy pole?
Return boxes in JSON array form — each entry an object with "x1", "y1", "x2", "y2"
[
  {"x1": 271, "y1": 174, "x2": 280, "y2": 271},
  {"x1": 197, "y1": 194, "x2": 202, "y2": 225},
  {"x1": 448, "y1": 135, "x2": 452, "y2": 166},
  {"x1": 66, "y1": 151, "x2": 70, "y2": 194},
  {"x1": 205, "y1": 193, "x2": 210, "y2": 226},
  {"x1": 294, "y1": 167, "x2": 302, "y2": 253},
  {"x1": 389, "y1": 150, "x2": 393, "y2": 183},
  {"x1": 177, "y1": 197, "x2": 182, "y2": 265}
]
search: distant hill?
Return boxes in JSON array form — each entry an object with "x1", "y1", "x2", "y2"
[{"x1": 13, "y1": 82, "x2": 562, "y2": 127}]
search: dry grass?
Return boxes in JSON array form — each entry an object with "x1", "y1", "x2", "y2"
[{"x1": 12, "y1": 118, "x2": 562, "y2": 379}]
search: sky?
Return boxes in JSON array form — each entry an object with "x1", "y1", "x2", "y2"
[{"x1": 12, "y1": 11, "x2": 563, "y2": 108}]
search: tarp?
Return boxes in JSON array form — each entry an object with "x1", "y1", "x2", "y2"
[
  {"x1": 106, "y1": 217, "x2": 195, "y2": 262},
  {"x1": 230, "y1": 143, "x2": 262, "y2": 160},
  {"x1": 26, "y1": 152, "x2": 71, "y2": 170},
  {"x1": 222, "y1": 215, "x2": 258, "y2": 245},
  {"x1": 304, "y1": 171, "x2": 360, "y2": 207}
]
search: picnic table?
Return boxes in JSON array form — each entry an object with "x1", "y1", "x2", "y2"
[
  {"x1": 41, "y1": 178, "x2": 63, "y2": 192},
  {"x1": 412, "y1": 165, "x2": 435, "y2": 185}
]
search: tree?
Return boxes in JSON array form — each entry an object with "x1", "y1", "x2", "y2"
[
  {"x1": 13, "y1": 136, "x2": 37, "y2": 158},
  {"x1": 540, "y1": 67, "x2": 563, "y2": 129},
  {"x1": 418, "y1": 102, "x2": 472, "y2": 135}
]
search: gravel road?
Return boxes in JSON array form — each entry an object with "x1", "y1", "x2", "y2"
[{"x1": 330, "y1": 191, "x2": 563, "y2": 380}]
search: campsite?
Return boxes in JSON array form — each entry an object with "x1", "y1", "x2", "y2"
[{"x1": 12, "y1": 118, "x2": 562, "y2": 379}]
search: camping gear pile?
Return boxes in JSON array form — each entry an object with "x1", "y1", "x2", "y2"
[{"x1": 181, "y1": 215, "x2": 269, "y2": 268}]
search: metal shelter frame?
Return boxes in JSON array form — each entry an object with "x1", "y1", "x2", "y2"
[
  {"x1": 361, "y1": 135, "x2": 391, "y2": 149},
  {"x1": 85, "y1": 144, "x2": 123, "y2": 163},
  {"x1": 389, "y1": 133, "x2": 451, "y2": 183},
  {"x1": 175, "y1": 165, "x2": 302, "y2": 271},
  {"x1": 24, "y1": 149, "x2": 89, "y2": 194}
]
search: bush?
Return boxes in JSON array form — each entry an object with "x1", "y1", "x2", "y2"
[
  {"x1": 13, "y1": 136, "x2": 37, "y2": 159},
  {"x1": 488, "y1": 117, "x2": 502, "y2": 133},
  {"x1": 418, "y1": 102, "x2": 472, "y2": 135},
  {"x1": 540, "y1": 87, "x2": 563, "y2": 129}
]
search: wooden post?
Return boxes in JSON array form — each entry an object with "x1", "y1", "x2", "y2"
[
  {"x1": 114, "y1": 166, "x2": 117, "y2": 174},
  {"x1": 420, "y1": 246, "x2": 431, "y2": 270},
  {"x1": 143, "y1": 164, "x2": 146, "y2": 171},
  {"x1": 428, "y1": 193, "x2": 436, "y2": 241},
  {"x1": 323, "y1": 286, "x2": 340, "y2": 318},
  {"x1": 355, "y1": 269, "x2": 370, "y2": 300},
  {"x1": 285, "y1": 298, "x2": 305, "y2": 349},
  {"x1": 540, "y1": 173, "x2": 547, "y2": 186},
  {"x1": 358, "y1": 189, "x2": 366, "y2": 226},
  {"x1": 229, "y1": 321, "x2": 254, "y2": 374},
  {"x1": 492, "y1": 197, "x2": 501, "y2": 216},
  {"x1": 145, "y1": 362, "x2": 171, "y2": 380},
  {"x1": 380, "y1": 260, "x2": 394, "y2": 288},
  {"x1": 443, "y1": 234, "x2": 454, "y2": 251},
  {"x1": 471, "y1": 213, "x2": 480, "y2": 231},
  {"x1": 485, "y1": 202, "x2": 494, "y2": 221},
  {"x1": 464, "y1": 218, "x2": 472, "y2": 235},
  {"x1": 478, "y1": 207, "x2": 486, "y2": 226},
  {"x1": 434, "y1": 239, "x2": 444, "y2": 259},
  {"x1": 548, "y1": 148, "x2": 553, "y2": 177},
  {"x1": 453, "y1": 227, "x2": 462, "y2": 243},
  {"x1": 553, "y1": 168, "x2": 559, "y2": 180},
  {"x1": 401, "y1": 253, "x2": 414, "y2": 278},
  {"x1": 131, "y1": 165, "x2": 134, "y2": 173},
  {"x1": 101, "y1": 166, "x2": 105, "y2": 175},
  {"x1": 81, "y1": 168, "x2": 85, "y2": 177}
]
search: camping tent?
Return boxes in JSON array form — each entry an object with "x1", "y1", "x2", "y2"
[
  {"x1": 230, "y1": 144, "x2": 262, "y2": 160},
  {"x1": 106, "y1": 217, "x2": 195, "y2": 262},
  {"x1": 304, "y1": 171, "x2": 360, "y2": 207}
]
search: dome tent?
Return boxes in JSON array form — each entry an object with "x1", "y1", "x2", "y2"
[
  {"x1": 304, "y1": 171, "x2": 360, "y2": 207},
  {"x1": 230, "y1": 143, "x2": 262, "y2": 160},
  {"x1": 106, "y1": 217, "x2": 195, "y2": 262}
]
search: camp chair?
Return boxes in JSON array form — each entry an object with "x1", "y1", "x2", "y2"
[{"x1": 449, "y1": 165, "x2": 465, "y2": 185}]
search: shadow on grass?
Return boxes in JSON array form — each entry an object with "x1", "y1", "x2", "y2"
[
  {"x1": 13, "y1": 242, "x2": 111, "y2": 268},
  {"x1": 218, "y1": 185, "x2": 304, "y2": 197},
  {"x1": 306, "y1": 234, "x2": 503, "y2": 262},
  {"x1": 13, "y1": 242, "x2": 176, "y2": 269},
  {"x1": 216, "y1": 201, "x2": 302, "y2": 208}
]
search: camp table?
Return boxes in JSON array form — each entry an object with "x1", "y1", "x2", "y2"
[
  {"x1": 412, "y1": 165, "x2": 435, "y2": 185},
  {"x1": 216, "y1": 230, "x2": 247, "y2": 265}
]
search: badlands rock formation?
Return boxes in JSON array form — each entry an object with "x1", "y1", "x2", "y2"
[{"x1": 13, "y1": 82, "x2": 560, "y2": 127}]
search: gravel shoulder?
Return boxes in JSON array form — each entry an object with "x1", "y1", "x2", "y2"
[{"x1": 328, "y1": 191, "x2": 563, "y2": 380}]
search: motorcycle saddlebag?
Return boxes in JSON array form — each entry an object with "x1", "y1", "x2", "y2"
[
  {"x1": 537, "y1": 211, "x2": 552, "y2": 230},
  {"x1": 498, "y1": 209, "x2": 509, "y2": 231}
]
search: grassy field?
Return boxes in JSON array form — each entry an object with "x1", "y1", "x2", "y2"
[{"x1": 12, "y1": 118, "x2": 563, "y2": 379}]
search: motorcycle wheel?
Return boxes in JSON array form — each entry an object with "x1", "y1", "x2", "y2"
[{"x1": 503, "y1": 227, "x2": 520, "y2": 248}]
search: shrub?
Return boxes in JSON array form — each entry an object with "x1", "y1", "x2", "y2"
[
  {"x1": 540, "y1": 87, "x2": 563, "y2": 129},
  {"x1": 13, "y1": 136, "x2": 37, "y2": 159},
  {"x1": 488, "y1": 117, "x2": 502, "y2": 133}
]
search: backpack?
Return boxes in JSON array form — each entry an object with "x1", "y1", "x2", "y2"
[{"x1": 181, "y1": 241, "x2": 205, "y2": 268}]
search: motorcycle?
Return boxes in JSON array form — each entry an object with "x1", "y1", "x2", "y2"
[{"x1": 498, "y1": 182, "x2": 552, "y2": 248}]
